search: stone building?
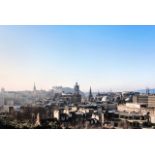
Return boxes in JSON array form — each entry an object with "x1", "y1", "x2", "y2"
[
  {"x1": 60, "y1": 82, "x2": 82, "y2": 104},
  {"x1": 133, "y1": 95, "x2": 155, "y2": 107}
]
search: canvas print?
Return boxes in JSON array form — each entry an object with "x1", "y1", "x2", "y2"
[{"x1": 0, "y1": 25, "x2": 155, "y2": 129}]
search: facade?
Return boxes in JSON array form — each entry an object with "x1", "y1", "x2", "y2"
[
  {"x1": 61, "y1": 93, "x2": 81, "y2": 104},
  {"x1": 117, "y1": 103, "x2": 155, "y2": 124},
  {"x1": 133, "y1": 95, "x2": 148, "y2": 104},
  {"x1": 133, "y1": 95, "x2": 155, "y2": 107},
  {"x1": 148, "y1": 96, "x2": 155, "y2": 107}
]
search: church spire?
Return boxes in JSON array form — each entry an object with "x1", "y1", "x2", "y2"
[
  {"x1": 33, "y1": 82, "x2": 36, "y2": 91},
  {"x1": 89, "y1": 86, "x2": 93, "y2": 102},
  {"x1": 90, "y1": 86, "x2": 92, "y2": 95}
]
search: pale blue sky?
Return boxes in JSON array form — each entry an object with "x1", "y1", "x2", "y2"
[{"x1": 0, "y1": 26, "x2": 155, "y2": 91}]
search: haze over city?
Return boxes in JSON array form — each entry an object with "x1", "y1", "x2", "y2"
[{"x1": 0, "y1": 26, "x2": 155, "y2": 92}]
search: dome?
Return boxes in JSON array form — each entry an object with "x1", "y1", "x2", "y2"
[{"x1": 101, "y1": 96, "x2": 110, "y2": 102}]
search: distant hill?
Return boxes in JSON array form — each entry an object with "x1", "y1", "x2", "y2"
[{"x1": 137, "y1": 89, "x2": 155, "y2": 94}]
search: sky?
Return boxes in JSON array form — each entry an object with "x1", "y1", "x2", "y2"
[{"x1": 0, "y1": 25, "x2": 155, "y2": 92}]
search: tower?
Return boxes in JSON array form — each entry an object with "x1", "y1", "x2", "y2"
[
  {"x1": 74, "y1": 82, "x2": 80, "y2": 95},
  {"x1": 73, "y1": 82, "x2": 81, "y2": 103},
  {"x1": 88, "y1": 86, "x2": 93, "y2": 102}
]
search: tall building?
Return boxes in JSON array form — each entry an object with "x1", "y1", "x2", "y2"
[{"x1": 88, "y1": 87, "x2": 93, "y2": 102}]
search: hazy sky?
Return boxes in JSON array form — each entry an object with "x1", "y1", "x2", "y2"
[{"x1": 0, "y1": 26, "x2": 155, "y2": 92}]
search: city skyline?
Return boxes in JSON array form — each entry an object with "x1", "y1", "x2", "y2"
[{"x1": 0, "y1": 26, "x2": 155, "y2": 91}]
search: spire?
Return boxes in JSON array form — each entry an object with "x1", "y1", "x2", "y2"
[
  {"x1": 89, "y1": 86, "x2": 93, "y2": 102},
  {"x1": 33, "y1": 82, "x2": 36, "y2": 91},
  {"x1": 90, "y1": 87, "x2": 92, "y2": 95},
  {"x1": 33, "y1": 82, "x2": 37, "y2": 98}
]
